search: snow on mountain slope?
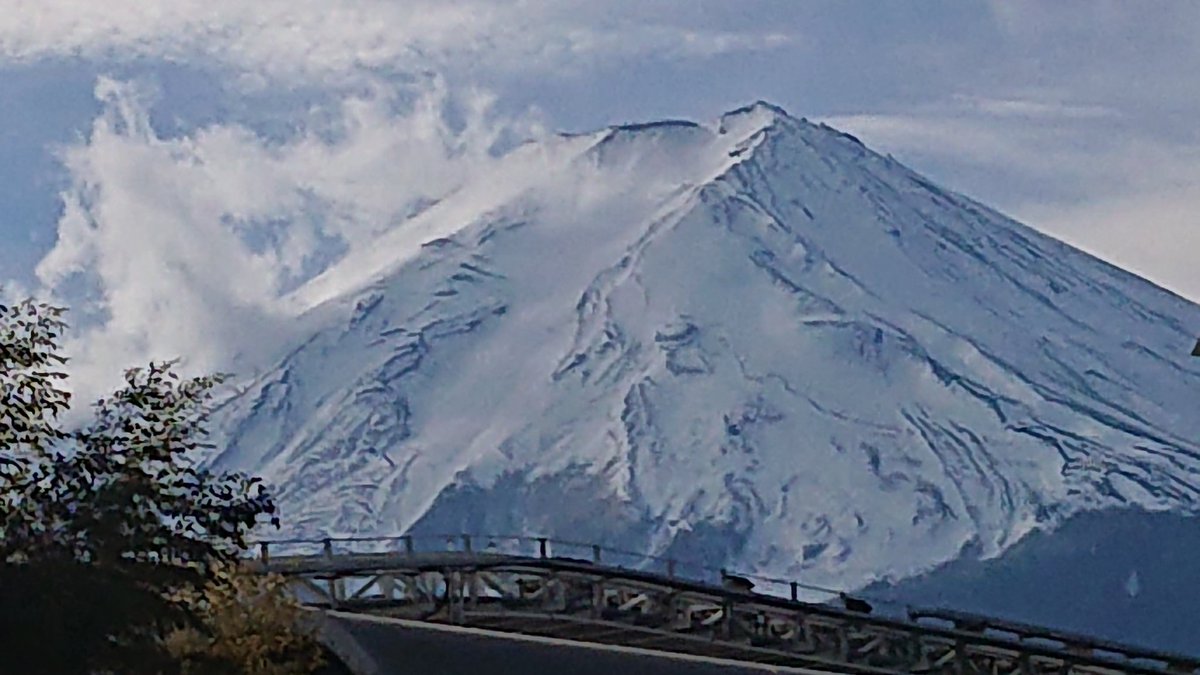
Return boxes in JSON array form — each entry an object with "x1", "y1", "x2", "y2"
[{"x1": 210, "y1": 101, "x2": 1200, "y2": 591}]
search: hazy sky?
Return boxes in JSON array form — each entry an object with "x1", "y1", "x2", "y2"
[{"x1": 1, "y1": 1, "x2": 1198, "y2": 396}]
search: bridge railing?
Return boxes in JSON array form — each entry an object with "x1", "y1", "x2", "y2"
[
  {"x1": 246, "y1": 532, "x2": 903, "y2": 610},
  {"x1": 245, "y1": 533, "x2": 1200, "y2": 673}
]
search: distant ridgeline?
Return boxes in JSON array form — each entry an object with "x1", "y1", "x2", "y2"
[{"x1": 867, "y1": 509, "x2": 1200, "y2": 656}]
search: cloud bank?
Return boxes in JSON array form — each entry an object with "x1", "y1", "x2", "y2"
[
  {"x1": 3, "y1": 0, "x2": 797, "y2": 406},
  {"x1": 5, "y1": 0, "x2": 1200, "y2": 407},
  {"x1": 1, "y1": 0, "x2": 793, "y2": 85},
  {"x1": 34, "y1": 74, "x2": 541, "y2": 406}
]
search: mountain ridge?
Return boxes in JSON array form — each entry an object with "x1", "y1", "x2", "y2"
[{"x1": 210, "y1": 102, "x2": 1200, "y2": 594}]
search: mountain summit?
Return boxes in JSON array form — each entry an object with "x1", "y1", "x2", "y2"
[{"x1": 211, "y1": 102, "x2": 1200, "y2": 591}]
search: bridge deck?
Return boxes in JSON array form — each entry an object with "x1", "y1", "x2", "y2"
[{"x1": 324, "y1": 610, "x2": 832, "y2": 675}]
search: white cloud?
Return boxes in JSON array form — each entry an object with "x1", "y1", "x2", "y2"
[
  {"x1": 7, "y1": 0, "x2": 1199, "y2": 405},
  {"x1": 0, "y1": 280, "x2": 31, "y2": 307},
  {"x1": 1021, "y1": 184, "x2": 1200, "y2": 303},
  {"x1": 826, "y1": 90, "x2": 1194, "y2": 196},
  {"x1": 0, "y1": 0, "x2": 797, "y2": 407},
  {"x1": 947, "y1": 94, "x2": 1117, "y2": 121},
  {"x1": 0, "y1": 0, "x2": 795, "y2": 84},
  {"x1": 35, "y1": 74, "x2": 537, "y2": 407},
  {"x1": 824, "y1": 110, "x2": 1105, "y2": 198},
  {"x1": 827, "y1": 113, "x2": 1056, "y2": 175}
]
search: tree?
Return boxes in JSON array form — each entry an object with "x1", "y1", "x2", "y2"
[
  {"x1": 163, "y1": 562, "x2": 326, "y2": 675},
  {"x1": 0, "y1": 297, "x2": 312, "y2": 674},
  {"x1": 0, "y1": 298, "x2": 71, "y2": 530}
]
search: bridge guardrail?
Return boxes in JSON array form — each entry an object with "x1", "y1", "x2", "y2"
[
  {"x1": 250, "y1": 532, "x2": 913, "y2": 612},
  {"x1": 244, "y1": 533, "x2": 1200, "y2": 674}
]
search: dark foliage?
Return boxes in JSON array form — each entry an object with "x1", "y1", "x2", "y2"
[{"x1": 0, "y1": 298, "x2": 280, "y2": 674}]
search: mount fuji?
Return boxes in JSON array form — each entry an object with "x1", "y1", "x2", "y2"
[{"x1": 210, "y1": 101, "x2": 1200, "y2": 598}]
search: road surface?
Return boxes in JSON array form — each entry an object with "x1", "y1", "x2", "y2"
[{"x1": 320, "y1": 611, "x2": 831, "y2": 675}]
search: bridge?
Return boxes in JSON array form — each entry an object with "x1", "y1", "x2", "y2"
[{"x1": 248, "y1": 534, "x2": 1200, "y2": 675}]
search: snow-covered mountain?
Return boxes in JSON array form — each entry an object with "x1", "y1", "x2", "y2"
[{"x1": 210, "y1": 101, "x2": 1200, "y2": 592}]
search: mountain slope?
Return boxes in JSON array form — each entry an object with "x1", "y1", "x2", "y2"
[
  {"x1": 211, "y1": 102, "x2": 1200, "y2": 592},
  {"x1": 866, "y1": 508, "x2": 1200, "y2": 656}
]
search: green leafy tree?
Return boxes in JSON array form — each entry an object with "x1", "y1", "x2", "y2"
[{"x1": 0, "y1": 298, "x2": 300, "y2": 674}]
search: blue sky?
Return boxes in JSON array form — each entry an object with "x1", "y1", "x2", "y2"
[{"x1": 1, "y1": 1, "x2": 1198, "y2": 396}]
